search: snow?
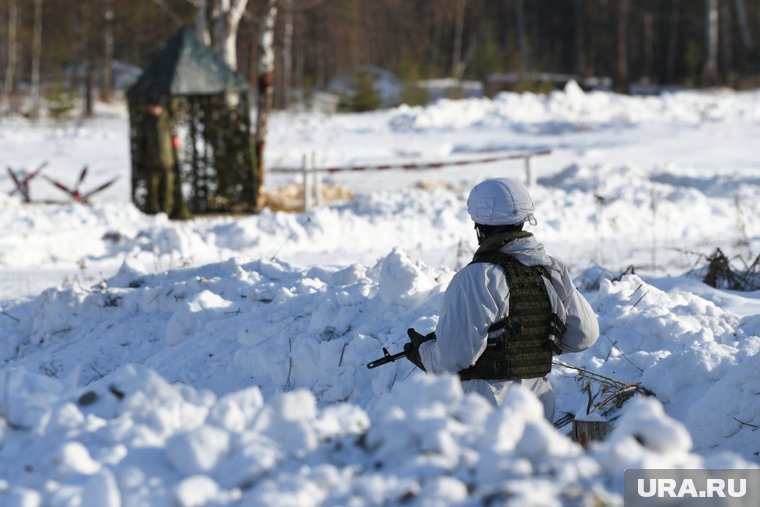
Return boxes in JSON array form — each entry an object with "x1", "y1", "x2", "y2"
[{"x1": 2, "y1": 84, "x2": 760, "y2": 505}]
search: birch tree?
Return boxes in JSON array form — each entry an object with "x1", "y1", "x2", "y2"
[
  {"x1": 515, "y1": 0, "x2": 529, "y2": 72},
  {"x1": 703, "y1": 0, "x2": 719, "y2": 85},
  {"x1": 209, "y1": 0, "x2": 249, "y2": 69},
  {"x1": 195, "y1": 0, "x2": 211, "y2": 45},
  {"x1": 2, "y1": 0, "x2": 18, "y2": 113},
  {"x1": 101, "y1": 0, "x2": 114, "y2": 102},
  {"x1": 615, "y1": 0, "x2": 630, "y2": 91},
  {"x1": 254, "y1": 0, "x2": 277, "y2": 196},
  {"x1": 732, "y1": 0, "x2": 753, "y2": 50},
  {"x1": 278, "y1": 0, "x2": 293, "y2": 108},
  {"x1": 451, "y1": 0, "x2": 467, "y2": 79},
  {"x1": 30, "y1": 0, "x2": 43, "y2": 119}
]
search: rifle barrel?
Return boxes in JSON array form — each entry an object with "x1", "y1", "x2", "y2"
[{"x1": 367, "y1": 350, "x2": 406, "y2": 369}]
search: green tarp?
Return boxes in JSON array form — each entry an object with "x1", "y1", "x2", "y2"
[{"x1": 127, "y1": 26, "x2": 248, "y2": 99}]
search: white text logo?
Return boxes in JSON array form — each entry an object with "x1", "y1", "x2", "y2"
[{"x1": 637, "y1": 478, "x2": 747, "y2": 499}]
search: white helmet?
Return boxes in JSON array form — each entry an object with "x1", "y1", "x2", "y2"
[{"x1": 467, "y1": 178, "x2": 536, "y2": 226}]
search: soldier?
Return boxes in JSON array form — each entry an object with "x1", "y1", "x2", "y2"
[
  {"x1": 405, "y1": 178, "x2": 599, "y2": 419},
  {"x1": 141, "y1": 98, "x2": 175, "y2": 215}
]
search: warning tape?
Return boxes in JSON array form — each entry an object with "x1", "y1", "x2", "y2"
[{"x1": 270, "y1": 149, "x2": 551, "y2": 174}]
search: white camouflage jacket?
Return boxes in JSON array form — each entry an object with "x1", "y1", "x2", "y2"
[{"x1": 418, "y1": 234, "x2": 599, "y2": 414}]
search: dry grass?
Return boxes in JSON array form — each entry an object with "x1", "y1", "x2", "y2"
[
  {"x1": 701, "y1": 248, "x2": 760, "y2": 291},
  {"x1": 260, "y1": 184, "x2": 356, "y2": 212}
]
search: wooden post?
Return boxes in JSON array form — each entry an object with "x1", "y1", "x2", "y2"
[
  {"x1": 571, "y1": 419, "x2": 613, "y2": 447},
  {"x1": 302, "y1": 154, "x2": 311, "y2": 211},
  {"x1": 312, "y1": 152, "x2": 322, "y2": 207},
  {"x1": 524, "y1": 155, "x2": 535, "y2": 188}
]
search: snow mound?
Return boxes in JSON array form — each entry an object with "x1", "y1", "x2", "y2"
[
  {"x1": 377, "y1": 247, "x2": 436, "y2": 306},
  {"x1": 561, "y1": 274, "x2": 760, "y2": 459},
  {"x1": 1, "y1": 366, "x2": 753, "y2": 507}
]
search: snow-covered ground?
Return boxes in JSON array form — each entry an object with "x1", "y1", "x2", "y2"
[{"x1": 1, "y1": 84, "x2": 759, "y2": 506}]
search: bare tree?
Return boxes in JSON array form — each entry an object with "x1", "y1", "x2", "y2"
[
  {"x1": 195, "y1": 0, "x2": 211, "y2": 44},
  {"x1": 79, "y1": 4, "x2": 94, "y2": 118},
  {"x1": 255, "y1": 0, "x2": 278, "y2": 196},
  {"x1": 615, "y1": 0, "x2": 630, "y2": 91},
  {"x1": 574, "y1": 0, "x2": 585, "y2": 76},
  {"x1": 732, "y1": 0, "x2": 753, "y2": 50},
  {"x1": 515, "y1": 0, "x2": 529, "y2": 72},
  {"x1": 451, "y1": 0, "x2": 467, "y2": 78},
  {"x1": 101, "y1": 0, "x2": 114, "y2": 102},
  {"x1": 643, "y1": 12, "x2": 654, "y2": 80},
  {"x1": 277, "y1": 0, "x2": 293, "y2": 109},
  {"x1": 666, "y1": 0, "x2": 680, "y2": 83},
  {"x1": 703, "y1": 0, "x2": 719, "y2": 85},
  {"x1": 2, "y1": 0, "x2": 18, "y2": 113},
  {"x1": 209, "y1": 0, "x2": 249, "y2": 69},
  {"x1": 30, "y1": 0, "x2": 43, "y2": 118}
]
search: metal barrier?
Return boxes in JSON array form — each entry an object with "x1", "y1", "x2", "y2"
[{"x1": 269, "y1": 149, "x2": 552, "y2": 210}]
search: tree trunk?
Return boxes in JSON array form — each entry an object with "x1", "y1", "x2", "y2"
[
  {"x1": 30, "y1": 0, "x2": 43, "y2": 119},
  {"x1": 732, "y1": 0, "x2": 753, "y2": 50},
  {"x1": 2, "y1": 0, "x2": 18, "y2": 113},
  {"x1": 643, "y1": 12, "x2": 654, "y2": 81},
  {"x1": 210, "y1": 0, "x2": 249, "y2": 70},
  {"x1": 101, "y1": 0, "x2": 114, "y2": 102},
  {"x1": 278, "y1": 0, "x2": 293, "y2": 109},
  {"x1": 574, "y1": 0, "x2": 585, "y2": 76},
  {"x1": 719, "y1": 0, "x2": 732, "y2": 81},
  {"x1": 666, "y1": 0, "x2": 680, "y2": 83},
  {"x1": 195, "y1": 0, "x2": 211, "y2": 45},
  {"x1": 614, "y1": 0, "x2": 630, "y2": 92},
  {"x1": 79, "y1": 4, "x2": 94, "y2": 118},
  {"x1": 703, "y1": 0, "x2": 719, "y2": 85},
  {"x1": 515, "y1": 0, "x2": 529, "y2": 72},
  {"x1": 451, "y1": 0, "x2": 467, "y2": 79},
  {"x1": 255, "y1": 0, "x2": 278, "y2": 197},
  {"x1": 84, "y1": 61, "x2": 95, "y2": 117}
]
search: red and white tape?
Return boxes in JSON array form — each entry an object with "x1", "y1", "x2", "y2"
[{"x1": 271, "y1": 149, "x2": 551, "y2": 174}]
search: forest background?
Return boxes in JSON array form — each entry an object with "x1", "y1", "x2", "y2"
[{"x1": 1, "y1": 0, "x2": 759, "y2": 120}]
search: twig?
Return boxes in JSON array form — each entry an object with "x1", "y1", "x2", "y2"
[
  {"x1": 553, "y1": 358, "x2": 646, "y2": 390},
  {"x1": 592, "y1": 385, "x2": 642, "y2": 416},
  {"x1": 732, "y1": 417, "x2": 759, "y2": 429},
  {"x1": 338, "y1": 342, "x2": 348, "y2": 367},
  {"x1": 1, "y1": 309, "x2": 20, "y2": 322},
  {"x1": 89, "y1": 362, "x2": 105, "y2": 380},
  {"x1": 271, "y1": 217, "x2": 311, "y2": 260},
  {"x1": 632, "y1": 291, "x2": 649, "y2": 308},
  {"x1": 603, "y1": 340, "x2": 617, "y2": 363},
  {"x1": 600, "y1": 334, "x2": 644, "y2": 373},
  {"x1": 150, "y1": 0, "x2": 183, "y2": 25},
  {"x1": 285, "y1": 336, "x2": 293, "y2": 391},
  {"x1": 583, "y1": 384, "x2": 594, "y2": 415}
]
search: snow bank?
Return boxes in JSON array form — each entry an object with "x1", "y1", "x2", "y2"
[
  {"x1": 3, "y1": 83, "x2": 760, "y2": 505},
  {"x1": 1, "y1": 366, "x2": 752, "y2": 507},
  {"x1": 557, "y1": 274, "x2": 760, "y2": 460},
  {"x1": 393, "y1": 82, "x2": 760, "y2": 130},
  {"x1": 3, "y1": 250, "x2": 760, "y2": 463},
  {"x1": 0, "y1": 252, "x2": 447, "y2": 403}
]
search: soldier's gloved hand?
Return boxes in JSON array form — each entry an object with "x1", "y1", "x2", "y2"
[
  {"x1": 407, "y1": 328, "x2": 436, "y2": 347},
  {"x1": 403, "y1": 342, "x2": 426, "y2": 371},
  {"x1": 404, "y1": 328, "x2": 435, "y2": 371}
]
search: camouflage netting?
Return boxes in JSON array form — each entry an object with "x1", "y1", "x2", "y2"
[{"x1": 127, "y1": 26, "x2": 257, "y2": 217}]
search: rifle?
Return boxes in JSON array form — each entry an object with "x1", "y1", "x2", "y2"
[
  {"x1": 366, "y1": 331, "x2": 435, "y2": 369},
  {"x1": 367, "y1": 347, "x2": 408, "y2": 369}
]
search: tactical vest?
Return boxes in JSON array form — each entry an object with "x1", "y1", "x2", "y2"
[{"x1": 458, "y1": 233, "x2": 565, "y2": 381}]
